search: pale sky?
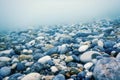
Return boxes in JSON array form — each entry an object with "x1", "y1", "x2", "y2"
[{"x1": 0, "y1": 0, "x2": 120, "y2": 31}]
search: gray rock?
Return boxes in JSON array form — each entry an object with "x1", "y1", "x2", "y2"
[
  {"x1": 53, "y1": 74, "x2": 65, "y2": 80},
  {"x1": 79, "y1": 51, "x2": 101, "y2": 63},
  {"x1": 0, "y1": 67, "x2": 11, "y2": 77},
  {"x1": 93, "y1": 57, "x2": 120, "y2": 80}
]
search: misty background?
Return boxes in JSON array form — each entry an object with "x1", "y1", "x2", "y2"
[{"x1": 0, "y1": 0, "x2": 120, "y2": 32}]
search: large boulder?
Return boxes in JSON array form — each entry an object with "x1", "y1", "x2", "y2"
[{"x1": 93, "y1": 57, "x2": 120, "y2": 80}]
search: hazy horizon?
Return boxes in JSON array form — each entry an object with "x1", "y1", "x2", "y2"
[{"x1": 0, "y1": 0, "x2": 120, "y2": 31}]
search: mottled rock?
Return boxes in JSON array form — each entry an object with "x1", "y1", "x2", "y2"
[
  {"x1": 93, "y1": 57, "x2": 120, "y2": 80},
  {"x1": 53, "y1": 74, "x2": 65, "y2": 80}
]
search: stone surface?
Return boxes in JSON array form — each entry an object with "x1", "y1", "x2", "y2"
[
  {"x1": 38, "y1": 55, "x2": 51, "y2": 64},
  {"x1": 21, "y1": 73, "x2": 41, "y2": 80},
  {"x1": 93, "y1": 57, "x2": 120, "y2": 80}
]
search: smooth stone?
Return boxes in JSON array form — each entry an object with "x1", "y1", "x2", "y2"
[
  {"x1": 0, "y1": 57, "x2": 11, "y2": 62},
  {"x1": 26, "y1": 40, "x2": 35, "y2": 47},
  {"x1": 42, "y1": 75, "x2": 54, "y2": 80},
  {"x1": 65, "y1": 56, "x2": 73, "y2": 62},
  {"x1": 84, "y1": 62, "x2": 93, "y2": 70},
  {"x1": 0, "y1": 49, "x2": 14, "y2": 55},
  {"x1": 78, "y1": 45, "x2": 90, "y2": 52},
  {"x1": 97, "y1": 40, "x2": 104, "y2": 48},
  {"x1": 53, "y1": 74, "x2": 65, "y2": 80},
  {"x1": 85, "y1": 72, "x2": 93, "y2": 78},
  {"x1": 21, "y1": 73, "x2": 41, "y2": 80},
  {"x1": 16, "y1": 63, "x2": 25, "y2": 71},
  {"x1": 50, "y1": 66, "x2": 58, "y2": 73},
  {"x1": 38, "y1": 56, "x2": 51, "y2": 64},
  {"x1": 93, "y1": 57, "x2": 120, "y2": 80},
  {"x1": 8, "y1": 73, "x2": 22, "y2": 80},
  {"x1": 22, "y1": 49, "x2": 33, "y2": 54},
  {"x1": 45, "y1": 47, "x2": 58, "y2": 55},
  {"x1": 114, "y1": 43, "x2": 120, "y2": 48},
  {"x1": 57, "y1": 44, "x2": 68, "y2": 54},
  {"x1": 30, "y1": 62, "x2": 44, "y2": 73},
  {"x1": 77, "y1": 71, "x2": 86, "y2": 78},
  {"x1": 79, "y1": 51, "x2": 101, "y2": 63},
  {"x1": 33, "y1": 53, "x2": 44, "y2": 61},
  {"x1": 25, "y1": 62, "x2": 34, "y2": 67},
  {"x1": 0, "y1": 67, "x2": 11, "y2": 77},
  {"x1": 18, "y1": 54, "x2": 33, "y2": 61},
  {"x1": 116, "y1": 53, "x2": 120, "y2": 60},
  {"x1": 72, "y1": 55, "x2": 80, "y2": 62},
  {"x1": 104, "y1": 40, "x2": 115, "y2": 48}
]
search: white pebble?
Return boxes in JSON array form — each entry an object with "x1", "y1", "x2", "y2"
[
  {"x1": 78, "y1": 45, "x2": 89, "y2": 52},
  {"x1": 84, "y1": 62, "x2": 93, "y2": 70},
  {"x1": 98, "y1": 40, "x2": 104, "y2": 47},
  {"x1": 0, "y1": 57, "x2": 11, "y2": 62},
  {"x1": 50, "y1": 66, "x2": 58, "y2": 73},
  {"x1": 21, "y1": 73, "x2": 41, "y2": 80},
  {"x1": 38, "y1": 56, "x2": 51, "y2": 64}
]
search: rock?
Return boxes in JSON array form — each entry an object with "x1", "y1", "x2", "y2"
[
  {"x1": 78, "y1": 45, "x2": 90, "y2": 52},
  {"x1": 57, "y1": 44, "x2": 69, "y2": 54},
  {"x1": 16, "y1": 63, "x2": 25, "y2": 71},
  {"x1": 45, "y1": 47, "x2": 58, "y2": 55},
  {"x1": 93, "y1": 57, "x2": 120, "y2": 80},
  {"x1": 0, "y1": 57, "x2": 11, "y2": 62},
  {"x1": 97, "y1": 40, "x2": 104, "y2": 48},
  {"x1": 8, "y1": 73, "x2": 22, "y2": 80},
  {"x1": 21, "y1": 73, "x2": 41, "y2": 80},
  {"x1": 53, "y1": 74, "x2": 65, "y2": 80},
  {"x1": 18, "y1": 54, "x2": 33, "y2": 61},
  {"x1": 65, "y1": 56, "x2": 73, "y2": 62},
  {"x1": 50, "y1": 66, "x2": 58, "y2": 73},
  {"x1": 30, "y1": 62, "x2": 44, "y2": 73},
  {"x1": 0, "y1": 49, "x2": 14, "y2": 55},
  {"x1": 42, "y1": 75, "x2": 54, "y2": 80},
  {"x1": 116, "y1": 53, "x2": 120, "y2": 60},
  {"x1": 104, "y1": 40, "x2": 115, "y2": 48},
  {"x1": 33, "y1": 53, "x2": 44, "y2": 61},
  {"x1": 79, "y1": 51, "x2": 101, "y2": 63},
  {"x1": 22, "y1": 49, "x2": 33, "y2": 54},
  {"x1": 84, "y1": 62, "x2": 93, "y2": 70},
  {"x1": 86, "y1": 71, "x2": 93, "y2": 78},
  {"x1": 38, "y1": 56, "x2": 51, "y2": 64},
  {"x1": 26, "y1": 40, "x2": 35, "y2": 47},
  {"x1": 0, "y1": 67, "x2": 11, "y2": 77}
]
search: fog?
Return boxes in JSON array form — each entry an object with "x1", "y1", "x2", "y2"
[{"x1": 0, "y1": 0, "x2": 120, "y2": 31}]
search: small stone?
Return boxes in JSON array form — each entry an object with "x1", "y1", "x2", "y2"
[
  {"x1": 50, "y1": 66, "x2": 58, "y2": 73},
  {"x1": 79, "y1": 51, "x2": 101, "y2": 63},
  {"x1": 21, "y1": 73, "x2": 41, "y2": 80},
  {"x1": 38, "y1": 56, "x2": 51, "y2": 64},
  {"x1": 57, "y1": 44, "x2": 68, "y2": 54},
  {"x1": 0, "y1": 49, "x2": 14, "y2": 55},
  {"x1": 86, "y1": 72, "x2": 93, "y2": 78},
  {"x1": 22, "y1": 49, "x2": 33, "y2": 54},
  {"x1": 0, "y1": 57, "x2": 11, "y2": 62},
  {"x1": 16, "y1": 63, "x2": 25, "y2": 71},
  {"x1": 0, "y1": 67, "x2": 11, "y2": 77},
  {"x1": 8, "y1": 73, "x2": 22, "y2": 80},
  {"x1": 18, "y1": 54, "x2": 33, "y2": 61},
  {"x1": 78, "y1": 45, "x2": 90, "y2": 52},
  {"x1": 65, "y1": 56, "x2": 73, "y2": 62},
  {"x1": 97, "y1": 40, "x2": 104, "y2": 48},
  {"x1": 84, "y1": 62, "x2": 93, "y2": 70},
  {"x1": 116, "y1": 53, "x2": 120, "y2": 60},
  {"x1": 53, "y1": 74, "x2": 65, "y2": 80}
]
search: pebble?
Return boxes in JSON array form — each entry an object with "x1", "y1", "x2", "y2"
[
  {"x1": 16, "y1": 63, "x2": 25, "y2": 71},
  {"x1": 38, "y1": 55, "x2": 51, "y2": 64},
  {"x1": 0, "y1": 49, "x2": 14, "y2": 55},
  {"x1": 65, "y1": 56, "x2": 73, "y2": 62},
  {"x1": 79, "y1": 51, "x2": 101, "y2": 63},
  {"x1": 0, "y1": 67, "x2": 11, "y2": 77},
  {"x1": 21, "y1": 73, "x2": 41, "y2": 80},
  {"x1": 53, "y1": 74, "x2": 65, "y2": 80},
  {"x1": 50, "y1": 66, "x2": 58, "y2": 73},
  {"x1": 97, "y1": 40, "x2": 104, "y2": 48},
  {"x1": 84, "y1": 62, "x2": 93, "y2": 70},
  {"x1": 78, "y1": 44, "x2": 90, "y2": 52},
  {"x1": 0, "y1": 57, "x2": 11, "y2": 62}
]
